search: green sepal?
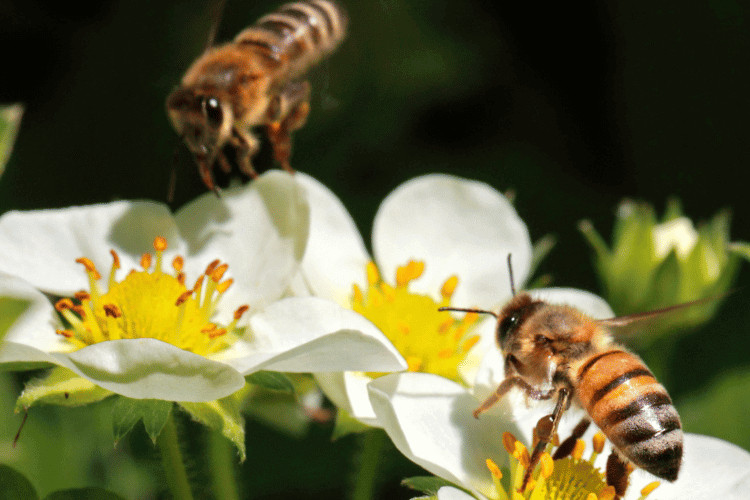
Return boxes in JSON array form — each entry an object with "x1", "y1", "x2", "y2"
[
  {"x1": 645, "y1": 251, "x2": 681, "y2": 308},
  {"x1": 112, "y1": 396, "x2": 172, "y2": 444},
  {"x1": 401, "y1": 476, "x2": 462, "y2": 496},
  {"x1": 43, "y1": 488, "x2": 126, "y2": 500},
  {"x1": 0, "y1": 103, "x2": 23, "y2": 176},
  {"x1": 0, "y1": 464, "x2": 38, "y2": 500},
  {"x1": 245, "y1": 370, "x2": 295, "y2": 393},
  {"x1": 0, "y1": 296, "x2": 30, "y2": 342},
  {"x1": 528, "y1": 234, "x2": 556, "y2": 280},
  {"x1": 729, "y1": 241, "x2": 750, "y2": 261},
  {"x1": 179, "y1": 395, "x2": 246, "y2": 461},
  {"x1": 331, "y1": 407, "x2": 370, "y2": 440},
  {"x1": 15, "y1": 366, "x2": 112, "y2": 411}
]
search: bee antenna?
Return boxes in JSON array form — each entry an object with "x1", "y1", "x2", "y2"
[
  {"x1": 507, "y1": 253, "x2": 516, "y2": 296},
  {"x1": 204, "y1": 0, "x2": 228, "y2": 51},
  {"x1": 438, "y1": 306, "x2": 498, "y2": 319}
]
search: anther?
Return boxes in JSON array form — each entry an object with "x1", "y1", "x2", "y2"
[
  {"x1": 585, "y1": 494, "x2": 598, "y2": 500},
  {"x1": 103, "y1": 304, "x2": 123, "y2": 318},
  {"x1": 153, "y1": 236, "x2": 168, "y2": 252},
  {"x1": 352, "y1": 284, "x2": 364, "y2": 304},
  {"x1": 71, "y1": 305, "x2": 86, "y2": 318},
  {"x1": 172, "y1": 255, "x2": 184, "y2": 272},
  {"x1": 502, "y1": 432, "x2": 518, "y2": 455},
  {"x1": 211, "y1": 263, "x2": 229, "y2": 282},
  {"x1": 216, "y1": 278, "x2": 233, "y2": 293},
  {"x1": 74, "y1": 291, "x2": 90, "y2": 301},
  {"x1": 485, "y1": 458, "x2": 502, "y2": 479},
  {"x1": 175, "y1": 290, "x2": 194, "y2": 306},
  {"x1": 55, "y1": 298, "x2": 75, "y2": 312},
  {"x1": 599, "y1": 486, "x2": 616, "y2": 500},
  {"x1": 234, "y1": 305, "x2": 250, "y2": 320},
  {"x1": 140, "y1": 253, "x2": 152, "y2": 270},
  {"x1": 208, "y1": 328, "x2": 227, "y2": 338},
  {"x1": 441, "y1": 275, "x2": 459, "y2": 299},
  {"x1": 438, "y1": 348, "x2": 453, "y2": 359},
  {"x1": 75, "y1": 257, "x2": 102, "y2": 280},
  {"x1": 462, "y1": 335, "x2": 480, "y2": 352},
  {"x1": 572, "y1": 439, "x2": 586, "y2": 460},
  {"x1": 640, "y1": 481, "x2": 660, "y2": 497},
  {"x1": 109, "y1": 249, "x2": 121, "y2": 269},
  {"x1": 366, "y1": 261, "x2": 379, "y2": 285},
  {"x1": 205, "y1": 259, "x2": 220, "y2": 276},
  {"x1": 56, "y1": 329, "x2": 74, "y2": 338},
  {"x1": 539, "y1": 452, "x2": 554, "y2": 479},
  {"x1": 593, "y1": 432, "x2": 606, "y2": 454}
]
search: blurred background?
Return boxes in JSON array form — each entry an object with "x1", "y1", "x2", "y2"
[{"x1": 1, "y1": 0, "x2": 749, "y2": 498}]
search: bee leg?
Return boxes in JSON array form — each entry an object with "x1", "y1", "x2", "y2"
[
  {"x1": 474, "y1": 377, "x2": 555, "y2": 418},
  {"x1": 231, "y1": 128, "x2": 260, "y2": 179},
  {"x1": 606, "y1": 452, "x2": 629, "y2": 498},
  {"x1": 520, "y1": 388, "x2": 571, "y2": 493},
  {"x1": 268, "y1": 81, "x2": 311, "y2": 173},
  {"x1": 552, "y1": 417, "x2": 591, "y2": 459},
  {"x1": 217, "y1": 150, "x2": 232, "y2": 174},
  {"x1": 197, "y1": 156, "x2": 220, "y2": 196}
]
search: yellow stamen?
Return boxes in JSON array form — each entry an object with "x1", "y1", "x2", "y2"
[
  {"x1": 586, "y1": 494, "x2": 598, "y2": 500},
  {"x1": 153, "y1": 236, "x2": 167, "y2": 252},
  {"x1": 640, "y1": 481, "x2": 660, "y2": 498},
  {"x1": 205, "y1": 259, "x2": 220, "y2": 276},
  {"x1": 172, "y1": 256, "x2": 184, "y2": 273},
  {"x1": 406, "y1": 356, "x2": 422, "y2": 372},
  {"x1": 599, "y1": 486, "x2": 616, "y2": 500},
  {"x1": 366, "y1": 261, "x2": 379, "y2": 285},
  {"x1": 234, "y1": 305, "x2": 250, "y2": 320},
  {"x1": 216, "y1": 278, "x2": 233, "y2": 294},
  {"x1": 572, "y1": 439, "x2": 586, "y2": 460},
  {"x1": 352, "y1": 284, "x2": 364, "y2": 305},
  {"x1": 75, "y1": 257, "x2": 102, "y2": 280},
  {"x1": 103, "y1": 304, "x2": 122, "y2": 318},
  {"x1": 56, "y1": 329, "x2": 73, "y2": 338},
  {"x1": 539, "y1": 452, "x2": 554, "y2": 479},
  {"x1": 440, "y1": 275, "x2": 459, "y2": 299},
  {"x1": 486, "y1": 458, "x2": 503, "y2": 479},
  {"x1": 211, "y1": 263, "x2": 229, "y2": 282},
  {"x1": 74, "y1": 291, "x2": 90, "y2": 301},
  {"x1": 503, "y1": 432, "x2": 517, "y2": 455},
  {"x1": 140, "y1": 253, "x2": 152, "y2": 270},
  {"x1": 593, "y1": 432, "x2": 606, "y2": 454}
]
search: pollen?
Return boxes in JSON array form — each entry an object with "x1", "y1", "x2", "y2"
[
  {"x1": 54, "y1": 237, "x2": 248, "y2": 357},
  {"x1": 351, "y1": 260, "x2": 481, "y2": 383}
]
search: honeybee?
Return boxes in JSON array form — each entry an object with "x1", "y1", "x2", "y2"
[
  {"x1": 166, "y1": 0, "x2": 347, "y2": 192},
  {"x1": 441, "y1": 259, "x2": 707, "y2": 498}
]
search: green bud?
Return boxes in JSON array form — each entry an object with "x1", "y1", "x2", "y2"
[{"x1": 579, "y1": 198, "x2": 743, "y2": 340}]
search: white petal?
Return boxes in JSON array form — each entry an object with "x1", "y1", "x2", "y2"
[
  {"x1": 0, "y1": 201, "x2": 178, "y2": 295},
  {"x1": 218, "y1": 297, "x2": 406, "y2": 374},
  {"x1": 295, "y1": 173, "x2": 370, "y2": 304},
  {"x1": 52, "y1": 338, "x2": 245, "y2": 402},
  {"x1": 627, "y1": 433, "x2": 750, "y2": 500},
  {"x1": 373, "y1": 174, "x2": 531, "y2": 309},
  {"x1": 436, "y1": 486, "x2": 479, "y2": 500},
  {"x1": 528, "y1": 287, "x2": 615, "y2": 319},
  {"x1": 0, "y1": 274, "x2": 69, "y2": 357},
  {"x1": 369, "y1": 372, "x2": 523, "y2": 499},
  {"x1": 316, "y1": 371, "x2": 379, "y2": 425},
  {"x1": 175, "y1": 171, "x2": 310, "y2": 311}
]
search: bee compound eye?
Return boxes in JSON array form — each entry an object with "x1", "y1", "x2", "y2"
[
  {"x1": 201, "y1": 96, "x2": 224, "y2": 128},
  {"x1": 498, "y1": 312, "x2": 521, "y2": 341}
]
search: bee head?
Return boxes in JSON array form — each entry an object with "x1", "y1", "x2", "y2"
[{"x1": 166, "y1": 88, "x2": 234, "y2": 165}]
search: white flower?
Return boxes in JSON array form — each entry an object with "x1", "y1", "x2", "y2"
[
  {"x1": 0, "y1": 171, "x2": 405, "y2": 403},
  {"x1": 371, "y1": 371, "x2": 750, "y2": 500},
  {"x1": 294, "y1": 173, "x2": 613, "y2": 426}
]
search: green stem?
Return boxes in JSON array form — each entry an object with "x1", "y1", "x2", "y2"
[
  {"x1": 208, "y1": 431, "x2": 240, "y2": 500},
  {"x1": 351, "y1": 429, "x2": 386, "y2": 500},
  {"x1": 157, "y1": 414, "x2": 194, "y2": 500}
]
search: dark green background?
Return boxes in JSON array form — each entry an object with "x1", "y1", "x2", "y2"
[{"x1": 1, "y1": 1, "x2": 749, "y2": 498}]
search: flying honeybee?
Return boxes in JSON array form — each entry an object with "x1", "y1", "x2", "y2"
[
  {"x1": 441, "y1": 257, "x2": 707, "y2": 498},
  {"x1": 166, "y1": 0, "x2": 347, "y2": 192}
]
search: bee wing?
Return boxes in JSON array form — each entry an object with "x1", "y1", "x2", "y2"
[{"x1": 595, "y1": 294, "x2": 726, "y2": 329}]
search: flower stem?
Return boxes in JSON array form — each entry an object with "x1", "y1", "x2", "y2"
[
  {"x1": 351, "y1": 429, "x2": 386, "y2": 500},
  {"x1": 157, "y1": 414, "x2": 194, "y2": 500},
  {"x1": 208, "y1": 431, "x2": 240, "y2": 500}
]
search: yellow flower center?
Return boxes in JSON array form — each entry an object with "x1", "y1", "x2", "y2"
[
  {"x1": 351, "y1": 260, "x2": 480, "y2": 382},
  {"x1": 54, "y1": 237, "x2": 249, "y2": 357},
  {"x1": 484, "y1": 432, "x2": 660, "y2": 500}
]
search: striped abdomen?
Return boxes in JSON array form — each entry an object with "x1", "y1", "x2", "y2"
[
  {"x1": 235, "y1": 1, "x2": 347, "y2": 78},
  {"x1": 577, "y1": 350, "x2": 683, "y2": 480}
]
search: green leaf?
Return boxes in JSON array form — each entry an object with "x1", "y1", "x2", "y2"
[
  {"x1": 0, "y1": 464, "x2": 37, "y2": 500},
  {"x1": 15, "y1": 366, "x2": 112, "y2": 410},
  {"x1": 179, "y1": 395, "x2": 246, "y2": 460},
  {"x1": 0, "y1": 103, "x2": 23, "y2": 178},
  {"x1": 43, "y1": 488, "x2": 125, "y2": 500},
  {"x1": 245, "y1": 370, "x2": 295, "y2": 393},
  {"x1": 0, "y1": 296, "x2": 30, "y2": 342},
  {"x1": 401, "y1": 476, "x2": 460, "y2": 496},
  {"x1": 112, "y1": 397, "x2": 172, "y2": 444},
  {"x1": 331, "y1": 407, "x2": 370, "y2": 440}
]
